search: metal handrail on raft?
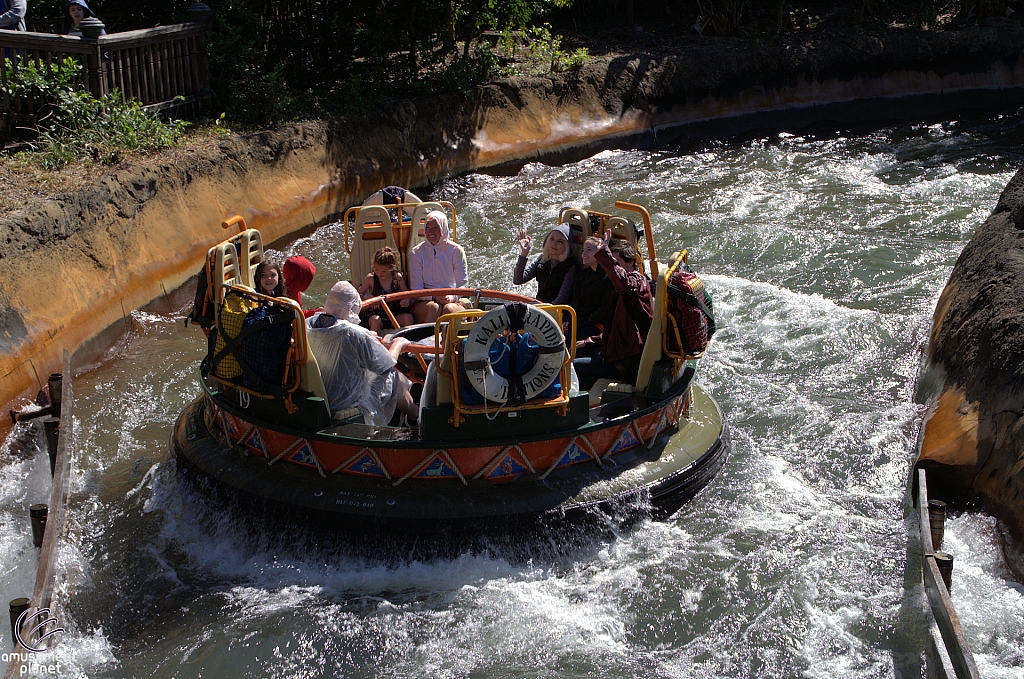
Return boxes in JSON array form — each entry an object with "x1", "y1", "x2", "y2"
[
  {"x1": 915, "y1": 468, "x2": 980, "y2": 679},
  {"x1": 3, "y1": 350, "x2": 74, "y2": 679}
]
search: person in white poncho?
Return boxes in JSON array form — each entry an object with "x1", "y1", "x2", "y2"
[{"x1": 306, "y1": 281, "x2": 417, "y2": 426}]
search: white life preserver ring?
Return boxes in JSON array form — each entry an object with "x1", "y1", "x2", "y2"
[{"x1": 463, "y1": 304, "x2": 565, "y2": 405}]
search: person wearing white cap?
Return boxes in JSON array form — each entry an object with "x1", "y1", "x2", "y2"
[
  {"x1": 409, "y1": 210, "x2": 468, "y2": 323},
  {"x1": 306, "y1": 281, "x2": 417, "y2": 425}
]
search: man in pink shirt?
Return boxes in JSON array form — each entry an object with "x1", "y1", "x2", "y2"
[{"x1": 409, "y1": 211, "x2": 468, "y2": 323}]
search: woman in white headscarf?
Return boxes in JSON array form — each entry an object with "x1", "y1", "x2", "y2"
[
  {"x1": 408, "y1": 210, "x2": 468, "y2": 323},
  {"x1": 306, "y1": 281, "x2": 417, "y2": 425}
]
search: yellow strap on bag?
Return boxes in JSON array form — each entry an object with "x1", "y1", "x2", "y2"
[{"x1": 213, "y1": 292, "x2": 259, "y2": 379}]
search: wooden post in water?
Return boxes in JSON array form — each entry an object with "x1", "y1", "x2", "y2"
[
  {"x1": 29, "y1": 505, "x2": 47, "y2": 548},
  {"x1": 917, "y1": 468, "x2": 979, "y2": 679},
  {"x1": 3, "y1": 350, "x2": 75, "y2": 679},
  {"x1": 42, "y1": 417, "x2": 58, "y2": 476},
  {"x1": 929, "y1": 499, "x2": 946, "y2": 550},
  {"x1": 47, "y1": 374, "x2": 62, "y2": 419},
  {"x1": 935, "y1": 551, "x2": 954, "y2": 591},
  {"x1": 7, "y1": 599, "x2": 28, "y2": 644}
]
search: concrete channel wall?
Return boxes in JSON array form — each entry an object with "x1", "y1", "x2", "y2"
[{"x1": 2, "y1": 21, "x2": 1024, "y2": 416}]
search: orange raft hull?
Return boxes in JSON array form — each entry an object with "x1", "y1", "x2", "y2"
[{"x1": 209, "y1": 393, "x2": 689, "y2": 485}]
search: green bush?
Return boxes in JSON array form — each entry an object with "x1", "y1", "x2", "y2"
[{"x1": 1, "y1": 56, "x2": 188, "y2": 169}]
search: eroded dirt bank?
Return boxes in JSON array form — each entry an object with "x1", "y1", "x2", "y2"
[
  {"x1": 919, "y1": 167, "x2": 1024, "y2": 556},
  {"x1": 2, "y1": 22, "x2": 1024, "y2": 414}
]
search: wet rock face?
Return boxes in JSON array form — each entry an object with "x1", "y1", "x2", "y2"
[{"x1": 923, "y1": 167, "x2": 1024, "y2": 550}]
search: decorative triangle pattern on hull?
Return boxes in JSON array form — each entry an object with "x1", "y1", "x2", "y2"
[
  {"x1": 414, "y1": 454, "x2": 460, "y2": 480},
  {"x1": 345, "y1": 453, "x2": 388, "y2": 478},
  {"x1": 608, "y1": 425, "x2": 641, "y2": 455},
  {"x1": 244, "y1": 427, "x2": 269, "y2": 458},
  {"x1": 485, "y1": 453, "x2": 531, "y2": 481},
  {"x1": 289, "y1": 441, "x2": 318, "y2": 467}
]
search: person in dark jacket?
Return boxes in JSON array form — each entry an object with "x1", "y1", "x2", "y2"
[
  {"x1": 63, "y1": 0, "x2": 103, "y2": 36},
  {"x1": 573, "y1": 229, "x2": 653, "y2": 390},
  {"x1": 571, "y1": 235, "x2": 614, "y2": 341},
  {"x1": 0, "y1": 0, "x2": 27, "y2": 32},
  {"x1": 513, "y1": 222, "x2": 578, "y2": 304}
]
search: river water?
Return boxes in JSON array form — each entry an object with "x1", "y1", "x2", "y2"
[{"x1": 3, "y1": 111, "x2": 1024, "y2": 678}]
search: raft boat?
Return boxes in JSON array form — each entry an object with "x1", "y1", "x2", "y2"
[{"x1": 172, "y1": 198, "x2": 729, "y2": 536}]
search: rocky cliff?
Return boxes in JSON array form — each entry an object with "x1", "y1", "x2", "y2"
[{"x1": 919, "y1": 167, "x2": 1024, "y2": 555}]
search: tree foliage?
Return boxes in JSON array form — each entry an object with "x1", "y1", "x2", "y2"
[{"x1": 192, "y1": 0, "x2": 573, "y2": 123}]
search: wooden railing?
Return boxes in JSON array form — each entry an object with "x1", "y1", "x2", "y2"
[
  {"x1": 0, "y1": 19, "x2": 211, "y2": 124},
  {"x1": 2, "y1": 350, "x2": 75, "y2": 678},
  {"x1": 915, "y1": 468, "x2": 980, "y2": 679}
]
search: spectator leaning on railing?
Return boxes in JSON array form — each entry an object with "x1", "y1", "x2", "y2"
[
  {"x1": 0, "y1": 0, "x2": 27, "y2": 31},
  {"x1": 63, "y1": 0, "x2": 103, "y2": 36}
]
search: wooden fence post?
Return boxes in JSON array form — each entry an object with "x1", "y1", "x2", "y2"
[
  {"x1": 79, "y1": 17, "x2": 106, "y2": 98},
  {"x1": 187, "y1": 3, "x2": 214, "y2": 112}
]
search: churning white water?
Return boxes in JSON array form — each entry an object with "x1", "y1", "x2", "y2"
[{"x1": 3, "y1": 111, "x2": 1024, "y2": 678}]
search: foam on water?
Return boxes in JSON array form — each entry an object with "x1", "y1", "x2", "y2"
[
  {"x1": 4, "y1": 112, "x2": 1024, "y2": 677},
  {"x1": 939, "y1": 514, "x2": 1024, "y2": 677}
]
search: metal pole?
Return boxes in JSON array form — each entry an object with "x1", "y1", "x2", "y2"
[{"x1": 29, "y1": 505, "x2": 47, "y2": 549}]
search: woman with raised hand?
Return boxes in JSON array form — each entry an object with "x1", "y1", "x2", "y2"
[{"x1": 513, "y1": 223, "x2": 577, "y2": 305}]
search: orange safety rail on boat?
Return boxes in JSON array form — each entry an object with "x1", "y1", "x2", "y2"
[
  {"x1": 207, "y1": 284, "x2": 309, "y2": 413},
  {"x1": 435, "y1": 304, "x2": 577, "y2": 427},
  {"x1": 221, "y1": 214, "x2": 247, "y2": 233},
  {"x1": 360, "y1": 288, "x2": 538, "y2": 314},
  {"x1": 659, "y1": 249, "x2": 710, "y2": 363}
]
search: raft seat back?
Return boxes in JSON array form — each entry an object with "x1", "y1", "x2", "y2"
[
  {"x1": 588, "y1": 378, "x2": 634, "y2": 407},
  {"x1": 352, "y1": 206, "x2": 401, "y2": 288},
  {"x1": 604, "y1": 215, "x2": 636, "y2": 246},
  {"x1": 559, "y1": 208, "x2": 591, "y2": 265},
  {"x1": 635, "y1": 251, "x2": 673, "y2": 394},
  {"x1": 406, "y1": 202, "x2": 443, "y2": 268},
  {"x1": 209, "y1": 242, "x2": 246, "y2": 324},
  {"x1": 238, "y1": 229, "x2": 264, "y2": 289},
  {"x1": 362, "y1": 188, "x2": 422, "y2": 211},
  {"x1": 298, "y1": 347, "x2": 331, "y2": 412}
]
